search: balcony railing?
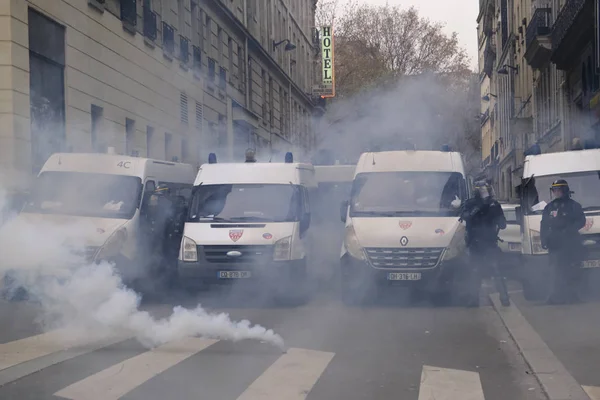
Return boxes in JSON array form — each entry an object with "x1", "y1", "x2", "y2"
[
  {"x1": 551, "y1": 0, "x2": 586, "y2": 52},
  {"x1": 526, "y1": 8, "x2": 552, "y2": 49}
]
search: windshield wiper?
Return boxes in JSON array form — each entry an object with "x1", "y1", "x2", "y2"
[
  {"x1": 197, "y1": 216, "x2": 231, "y2": 222},
  {"x1": 227, "y1": 216, "x2": 283, "y2": 222}
]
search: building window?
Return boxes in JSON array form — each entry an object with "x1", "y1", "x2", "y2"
[
  {"x1": 248, "y1": 57, "x2": 253, "y2": 108},
  {"x1": 165, "y1": 132, "x2": 172, "y2": 160},
  {"x1": 208, "y1": 58, "x2": 216, "y2": 80},
  {"x1": 146, "y1": 126, "x2": 154, "y2": 157},
  {"x1": 262, "y1": 69, "x2": 267, "y2": 121},
  {"x1": 238, "y1": 44, "x2": 245, "y2": 93},
  {"x1": 217, "y1": 27, "x2": 223, "y2": 63},
  {"x1": 143, "y1": 0, "x2": 157, "y2": 41},
  {"x1": 193, "y1": 45, "x2": 202, "y2": 77},
  {"x1": 219, "y1": 67, "x2": 227, "y2": 89},
  {"x1": 120, "y1": 0, "x2": 137, "y2": 32},
  {"x1": 180, "y1": 35, "x2": 189, "y2": 63},
  {"x1": 28, "y1": 8, "x2": 66, "y2": 173},
  {"x1": 162, "y1": 22, "x2": 175, "y2": 56},
  {"x1": 91, "y1": 105, "x2": 103, "y2": 152},
  {"x1": 228, "y1": 37, "x2": 234, "y2": 83},
  {"x1": 181, "y1": 138, "x2": 188, "y2": 162},
  {"x1": 180, "y1": 92, "x2": 188, "y2": 124},
  {"x1": 195, "y1": 101, "x2": 203, "y2": 130},
  {"x1": 125, "y1": 118, "x2": 135, "y2": 155}
]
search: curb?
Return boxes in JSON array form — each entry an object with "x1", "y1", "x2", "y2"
[{"x1": 489, "y1": 293, "x2": 591, "y2": 400}]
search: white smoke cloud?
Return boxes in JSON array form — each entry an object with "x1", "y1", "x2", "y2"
[{"x1": 0, "y1": 190, "x2": 285, "y2": 351}]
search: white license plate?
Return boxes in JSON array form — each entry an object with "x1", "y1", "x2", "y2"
[
  {"x1": 387, "y1": 272, "x2": 421, "y2": 281},
  {"x1": 218, "y1": 271, "x2": 252, "y2": 279},
  {"x1": 508, "y1": 243, "x2": 521, "y2": 251},
  {"x1": 582, "y1": 260, "x2": 600, "y2": 269}
]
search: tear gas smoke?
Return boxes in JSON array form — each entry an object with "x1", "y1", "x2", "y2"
[
  {"x1": 312, "y1": 74, "x2": 480, "y2": 173},
  {"x1": 0, "y1": 192, "x2": 284, "y2": 350}
]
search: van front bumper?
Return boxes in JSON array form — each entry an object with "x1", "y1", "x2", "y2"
[
  {"x1": 340, "y1": 252, "x2": 462, "y2": 289},
  {"x1": 177, "y1": 259, "x2": 306, "y2": 286}
]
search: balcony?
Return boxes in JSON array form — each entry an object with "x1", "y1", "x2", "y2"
[
  {"x1": 482, "y1": 36, "x2": 495, "y2": 77},
  {"x1": 524, "y1": 8, "x2": 552, "y2": 68},
  {"x1": 551, "y1": 0, "x2": 594, "y2": 70}
]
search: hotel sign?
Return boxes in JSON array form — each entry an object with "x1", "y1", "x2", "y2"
[{"x1": 313, "y1": 26, "x2": 335, "y2": 98}]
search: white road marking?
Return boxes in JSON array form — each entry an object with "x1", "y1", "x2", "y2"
[
  {"x1": 0, "y1": 329, "x2": 124, "y2": 371},
  {"x1": 583, "y1": 386, "x2": 600, "y2": 400},
  {"x1": 236, "y1": 348, "x2": 335, "y2": 400},
  {"x1": 54, "y1": 337, "x2": 218, "y2": 400},
  {"x1": 418, "y1": 365, "x2": 484, "y2": 400}
]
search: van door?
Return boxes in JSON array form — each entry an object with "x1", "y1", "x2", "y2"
[{"x1": 137, "y1": 179, "x2": 157, "y2": 264}]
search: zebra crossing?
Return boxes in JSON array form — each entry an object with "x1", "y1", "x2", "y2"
[{"x1": 0, "y1": 329, "x2": 597, "y2": 400}]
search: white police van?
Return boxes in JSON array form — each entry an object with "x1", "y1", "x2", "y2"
[
  {"x1": 339, "y1": 148, "x2": 470, "y2": 305},
  {"x1": 516, "y1": 144, "x2": 600, "y2": 300},
  {"x1": 178, "y1": 151, "x2": 316, "y2": 301},
  {"x1": 1, "y1": 152, "x2": 196, "y2": 285}
]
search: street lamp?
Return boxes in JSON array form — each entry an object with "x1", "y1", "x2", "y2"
[
  {"x1": 498, "y1": 64, "x2": 519, "y2": 75},
  {"x1": 273, "y1": 39, "x2": 296, "y2": 51},
  {"x1": 482, "y1": 93, "x2": 497, "y2": 101}
]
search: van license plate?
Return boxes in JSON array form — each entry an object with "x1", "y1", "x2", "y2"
[
  {"x1": 387, "y1": 273, "x2": 421, "y2": 281},
  {"x1": 218, "y1": 271, "x2": 252, "y2": 279},
  {"x1": 582, "y1": 260, "x2": 600, "y2": 269}
]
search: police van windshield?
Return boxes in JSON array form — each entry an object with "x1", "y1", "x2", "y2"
[
  {"x1": 188, "y1": 184, "x2": 301, "y2": 222},
  {"x1": 23, "y1": 171, "x2": 142, "y2": 219},
  {"x1": 523, "y1": 171, "x2": 600, "y2": 214},
  {"x1": 349, "y1": 171, "x2": 466, "y2": 217}
]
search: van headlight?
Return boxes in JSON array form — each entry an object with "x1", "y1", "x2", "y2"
[
  {"x1": 180, "y1": 236, "x2": 198, "y2": 262},
  {"x1": 273, "y1": 236, "x2": 292, "y2": 261},
  {"x1": 344, "y1": 225, "x2": 365, "y2": 260},
  {"x1": 529, "y1": 229, "x2": 547, "y2": 254},
  {"x1": 96, "y1": 229, "x2": 126, "y2": 261},
  {"x1": 442, "y1": 225, "x2": 466, "y2": 261}
]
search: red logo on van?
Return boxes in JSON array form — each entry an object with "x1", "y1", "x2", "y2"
[
  {"x1": 584, "y1": 218, "x2": 594, "y2": 231},
  {"x1": 229, "y1": 229, "x2": 244, "y2": 242},
  {"x1": 399, "y1": 221, "x2": 412, "y2": 230}
]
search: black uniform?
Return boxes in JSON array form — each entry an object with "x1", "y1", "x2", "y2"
[
  {"x1": 540, "y1": 180, "x2": 586, "y2": 304},
  {"x1": 460, "y1": 182, "x2": 509, "y2": 307}
]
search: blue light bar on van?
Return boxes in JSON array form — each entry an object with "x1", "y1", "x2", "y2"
[
  {"x1": 208, "y1": 153, "x2": 217, "y2": 163},
  {"x1": 285, "y1": 152, "x2": 293, "y2": 163}
]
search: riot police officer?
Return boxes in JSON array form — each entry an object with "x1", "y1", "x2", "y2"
[
  {"x1": 460, "y1": 180, "x2": 510, "y2": 307},
  {"x1": 540, "y1": 179, "x2": 586, "y2": 304}
]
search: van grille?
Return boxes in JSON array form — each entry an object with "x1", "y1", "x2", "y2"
[
  {"x1": 200, "y1": 245, "x2": 274, "y2": 264},
  {"x1": 365, "y1": 247, "x2": 444, "y2": 269}
]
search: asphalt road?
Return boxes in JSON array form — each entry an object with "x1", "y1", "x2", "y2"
[{"x1": 0, "y1": 286, "x2": 546, "y2": 400}]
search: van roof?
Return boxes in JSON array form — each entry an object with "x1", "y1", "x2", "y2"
[
  {"x1": 314, "y1": 165, "x2": 355, "y2": 183},
  {"x1": 523, "y1": 148, "x2": 600, "y2": 178},
  {"x1": 194, "y1": 162, "x2": 317, "y2": 187},
  {"x1": 41, "y1": 153, "x2": 196, "y2": 184},
  {"x1": 355, "y1": 151, "x2": 465, "y2": 175}
]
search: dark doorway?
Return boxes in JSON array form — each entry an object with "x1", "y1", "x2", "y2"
[{"x1": 28, "y1": 8, "x2": 66, "y2": 173}]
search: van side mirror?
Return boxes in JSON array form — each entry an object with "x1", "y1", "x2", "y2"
[{"x1": 340, "y1": 200, "x2": 348, "y2": 223}]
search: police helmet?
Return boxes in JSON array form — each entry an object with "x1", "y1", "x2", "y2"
[
  {"x1": 550, "y1": 179, "x2": 570, "y2": 198},
  {"x1": 473, "y1": 180, "x2": 494, "y2": 199}
]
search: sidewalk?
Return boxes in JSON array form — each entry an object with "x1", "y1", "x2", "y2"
[{"x1": 511, "y1": 291, "x2": 600, "y2": 391}]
